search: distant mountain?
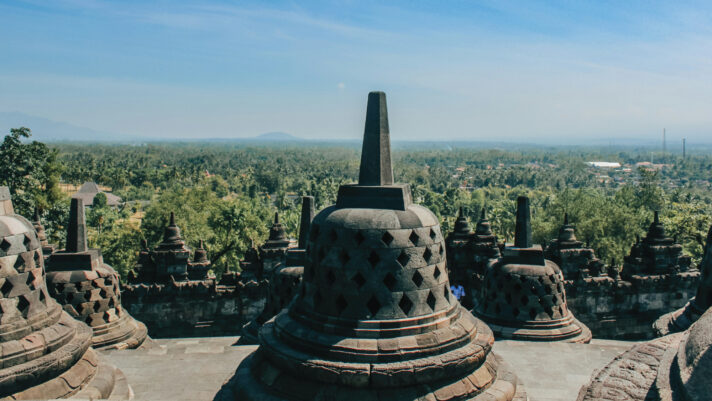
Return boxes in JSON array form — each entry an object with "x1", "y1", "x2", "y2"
[
  {"x1": 0, "y1": 112, "x2": 134, "y2": 142},
  {"x1": 253, "y1": 132, "x2": 303, "y2": 141}
]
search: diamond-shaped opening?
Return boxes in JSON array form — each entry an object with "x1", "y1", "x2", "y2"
[
  {"x1": 426, "y1": 291, "x2": 436, "y2": 311},
  {"x1": 430, "y1": 228, "x2": 437, "y2": 240},
  {"x1": 354, "y1": 231, "x2": 365, "y2": 246},
  {"x1": 339, "y1": 249, "x2": 350, "y2": 266},
  {"x1": 412, "y1": 271, "x2": 424, "y2": 287},
  {"x1": 23, "y1": 233, "x2": 31, "y2": 248},
  {"x1": 443, "y1": 286, "x2": 450, "y2": 302},
  {"x1": 397, "y1": 250, "x2": 409, "y2": 267},
  {"x1": 1, "y1": 280, "x2": 13, "y2": 296},
  {"x1": 329, "y1": 229, "x2": 338, "y2": 242},
  {"x1": 66, "y1": 292, "x2": 74, "y2": 302},
  {"x1": 108, "y1": 297, "x2": 116, "y2": 308},
  {"x1": 17, "y1": 295, "x2": 30, "y2": 317},
  {"x1": 99, "y1": 288, "x2": 109, "y2": 298},
  {"x1": 352, "y1": 272, "x2": 366, "y2": 289},
  {"x1": 85, "y1": 315, "x2": 93, "y2": 324},
  {"x1": 0, "y1": 239, "x2": 11, "y2": 252},
  {"x1": 433, "y1": 266, "x2": 441, "y2": 280},
  {"x1": 409, "y1": 231, "x2": 420, "y2": 246},
  {"x1": 383, "y1": 273, "x2": 396, "y2": 291},
  {"x1": 318, "y1": 247, "x2": 326, "y2": 262},
  {"x1": 367, "y1": 296, "x2": 381, "y2": 317},
  {"x1": 39, "y1": 289, "x2": 46, "y2": 303},
  {"x1": 381, "y1": 232, "x2": 394, "y2": 246},
  {"x1": 423, "y1": 247, "x2": 433, "y2": 263},
  {"x1": 84, "y1": 291, "x2": 92, "y2": 301},
  {"x1": 512, "y1": 307, "x2": 519, "y2": 317},
  {"x1": 34, "y1": 250, "x2": 41, "y2": 266},
  {"x1": 398, "y1": 294, "x2": 413, "y2": 315},
  {"x1": 93, "y1": 301, "x2": 102, "y2": 312},
  {"x1": 14, "y1": 254, "x2": 25, "y2": 270},
  {"x1": 25, "y1": 272, "x2": 34, "y2": 288},
  {"x1": 103, "y1": 311, "x2": 112, "y2": 322},
  {"x1": 367, "y1": 251, "x2": 380, "y2": 268},
  {"x1": 438, "y1": 244, "x2": 444, "y2": 256},
  {"x1": 336, "y1": 295, "x2": 348, "y2": 315},
  {"x1": 326, "y1": 269, "x2": 336, "y2": 285},
  {"x1": 521, "y1": 295, "x2": 528, "y2": 305}
]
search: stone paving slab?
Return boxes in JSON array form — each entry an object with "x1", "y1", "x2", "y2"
[{"x1": 101, "y1": 336, "x2": 639, "y2": 401}]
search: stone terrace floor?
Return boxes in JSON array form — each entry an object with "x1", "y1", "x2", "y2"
[{"x1": 100, "y1": 337, "x2": 637, "y2": 401}]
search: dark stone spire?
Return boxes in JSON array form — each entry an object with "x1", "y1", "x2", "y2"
[
  {"x1": 358, "y1": 91, "x2": 393, "y2": 186},
  {"x1": 297, "y1": 196, "x2": 314, "y2": 249},
  {"x1": 66, "y1": 197, "x2": 88, "y2": 253},
  {"x1": 558, "y1": 212, "x2": 578, "y2": 243},
  {"x1": 514, "y1": 196, "x2": 532, "y2": 248}
]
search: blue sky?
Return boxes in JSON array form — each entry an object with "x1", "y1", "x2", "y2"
[{"x1": 1, "y1": 0, "x2": 711, "y2": 143}]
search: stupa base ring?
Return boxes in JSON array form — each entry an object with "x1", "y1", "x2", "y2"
[
  {"x1": 484, "y1": 317, "x2": 592, "y2": 343},
  {"x1": 91, "y1": 313, "x2": 150, "y2": 350}
]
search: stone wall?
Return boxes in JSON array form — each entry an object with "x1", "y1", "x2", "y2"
[
  {"x1": 120, "y1": 280, "x2": 268, "y2": 338},
  {"x1": 563, "y1": 271, "x2": 699, "y2": 339}
]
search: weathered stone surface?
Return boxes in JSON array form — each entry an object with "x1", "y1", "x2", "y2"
[
  {"x1": 0, "y1": 187, "x2": 129, "y2": 399},
  {"x1": 475, "y1": 197, "x2": 591, "y2": 343},
  {"x1": 220, "y1": 92, "x2": 525, "y2": 400},
  {"x1": 45, "y1": 198, "x2": 149, "y2": 351},
  {"x1": 578, "y1": 306, "x2": 712, "y2": 401},
  {"x1": 653, "y1": 225, "x2": 712, "y2": 337}
]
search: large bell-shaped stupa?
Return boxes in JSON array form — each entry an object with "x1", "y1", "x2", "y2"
[
  {"x1": 474, "y1": 196, "x2": 591, "y2": 343},
  {"x1": 0, "y1": 187, "x2": 131, "y2": 399},
  {"x1": 219, "y1": 92, "x2": 526, "y2": 401}
]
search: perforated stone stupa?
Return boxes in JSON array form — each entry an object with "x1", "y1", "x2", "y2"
[
  {"x1": 219, "y1": 92, "x2": 526, "y2": 401},
  {"x1": 46, "y1": 198, "x2": 149, "y2": 350},
  {"x1": 622, "y1": 211, "x2": 692, "y2": 278},
  {"x1": 654, "y1": 225, "x2": 712, "y2": 336},
  {"x1": 544, "y1": 213, "x2": 604, "y2": 279},
  {"x1": 32, "y1": 208, "x2": 55, "y2": 261},
  {"x1": 0, "y1": 187, "x2": 131, "y2": 399},
  {"x1": 238, "y1": 196, "x2": 312, "y2": 345},
  {"x1": 474, "y1": 196, "x2": 591, "y2": 343},
  {"x1": 578, "y1": 305, "x2": 712, "y2": 401},
  {"x1": 260, "y1": 212, "x2": 293, "y2": 276}
]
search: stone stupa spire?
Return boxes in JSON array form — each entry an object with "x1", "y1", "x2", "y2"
[
  {"x1": 514, "y1": 196, "x2": 532, "y2": 248},
  {"x1": 66, "y1": 197, "x2": 88, "y2": 253},
  {"x1": 297, "y1": 196, "x2": 314, "y2": 249},
  {"x1": 358, "y1": 91, "x2": 393, "y2": 186}
]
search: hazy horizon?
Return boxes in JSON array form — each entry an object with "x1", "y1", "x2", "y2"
[{"x1": 1, "y1": 1, "x2": 711, "y2": 143}]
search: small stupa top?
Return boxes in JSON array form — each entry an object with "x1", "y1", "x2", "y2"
[
  {"x1": 262, "y1": 212, "x2": 291, "y2": 250},
  {"x1": 72, "y1": 181, "x2": 122, "y2": 207},
  {"x1": 451, "y1": 206, "x2": 473, "y2": 240},
  {"x1": 335, "y1": 91, "x2": 412, "y2": 210},
  {"x1": 192, "y1": 240, "x2": 209, "y2": 264},
  {"x1": 155, "y1": 212, "x2": 187, "y2": 251},
  {"x1": 474, "y1": 207, "x2": 496, "y2": 239},
  {"x1": 556, "y1": 213, "x2": 582, "y2": 247},
  {"x1": 643, "y1": 211, "x2": 674, "y2": 245}
]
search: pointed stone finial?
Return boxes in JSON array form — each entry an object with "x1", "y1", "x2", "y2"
[
  {"x1": 298, "y1": 196, "x2": 315, "y2": 249},
  {"x1": 514, "y1": 196, "x2": 532, "y2": 248},
  {"x1": 34, "y1": 207, "x2": 41, "y2": 222},
  {"x1": 199, "y1": 239, "x2": 205, "y2": 248},
  {"x1": 274, "y1": 212, "x2": 279, "y2": 224},
  {"x1": 458, "y1": 206, "x2": 464, "y2": 218},
  {"x1": 358, "y1": 91, "x2": 393, "y2": 186},
  {"x1": 564, "y1": 212, "x2": 569, "y2": 225},
  {"x1": 169, "y1": 211, "x2": 176, "y2": 226},
  {"x1": 480, "y1": 207, "x2": 486, "y2": 220},
  {"x1": 654, "y1": 210, "x2": 660, "y2": 224},
  {"x1": 66, "y1": 197, "x2": 88, "y2": 253}
]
